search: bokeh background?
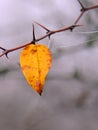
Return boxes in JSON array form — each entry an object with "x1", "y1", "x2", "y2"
[{"x1": 0, "y1": 0, "x2": 98, "y2": 130}]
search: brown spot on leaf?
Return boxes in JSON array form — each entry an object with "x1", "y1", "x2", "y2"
[
  {"x1": 36, "y1": 80, "x2": 41, "y2": 87},
  {"x1": 39, "y1": 70, "x2": 41, "y2": 75},
  {"x1": 22, "y1": 53, "x2": 28, "y2": 56},
  {"x1": 31, "y1": 49, "x2": 37, "y2": 54},
  {"x1": 22, "y1": 65, "x2": 32, "y2": 71},
  {"x1": 35, "y1": 80, "x2": 43, "y2": 95}
]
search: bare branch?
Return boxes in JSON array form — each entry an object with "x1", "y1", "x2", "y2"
[
  {"x1": 0, "y1": 1, "x2": 98, "y2": 58},
  {"x1": 0, "y1": 25, "x2": 80, "y2": 57},
  {"x1": 0, "y1": 43, "x2": 31, "y2": 57},
  {"x1": 86, "y1": 4, "x2": 98, "y2": 10},
  {"x1": 74, "y1": 1, "x2": 98, "y2": 24},
  {"x1": 74, "y1": 11, "x2": 84, "y2": 25}
]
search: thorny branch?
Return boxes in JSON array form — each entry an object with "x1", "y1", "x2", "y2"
[
  {"x1": 74, "y1": 0, "x2": 98, "y2": 24},
  {"x1": 0, "y1": 0, "x2": 98, "y2": 58}
]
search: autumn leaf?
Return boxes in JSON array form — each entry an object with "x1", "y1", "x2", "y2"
[{"x1": 20, "y1": 43, "x2": 52, "y2": 95}]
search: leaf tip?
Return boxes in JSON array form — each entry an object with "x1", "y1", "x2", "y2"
[
  {"x1": 39, "y1": 91, "x2": 42, "y2": 96},
  {"x1": 37, "y1": 89, "x2": 43, "y2": 96}
]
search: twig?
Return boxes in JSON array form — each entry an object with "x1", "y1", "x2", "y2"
[
  {"x1": 0, "y1": 0, "x2": 98, "y2": 58},
  {"x1": 0, "y1": 43, "x2": 31, "y2": 57},
  {"x1": 0, "y1": 25, "x2": 80, "y2": 57},
  {"x1": 74, "y1": 0, "x2": 98, "y2": 24}
]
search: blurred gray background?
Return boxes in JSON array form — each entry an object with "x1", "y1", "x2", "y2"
[{"x1": 0, "y1": 0, "x2": 98, "y2": 130}]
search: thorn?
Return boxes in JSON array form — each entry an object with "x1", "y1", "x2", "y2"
[
  {"x1": 46, "y1": 31, "x2": 51, "y2": 40},
  {"x1": 0, "y1": 47, "x2": 9, "y2": 58},
  {"x1": 5, "y1": 52, "x2": 9, "y2": 59},
  {"x1": 35, "y1": 21, "x2": 51, "y2": 40},
  {"x1": 0, "y1": 46, "x2": 6, "y2": 51},
  {"x1": 32, "y1": 24, "x2": 36, "y2": 44},
  {"x1": 5, "y1": 52, "x2": 8, "y2": 59},
  {"x1": 70, "y1": 24, "x2": 82, "y2": 31},
  {"x1": 35, "y1": 21, "x2": 49, "y2": 32},
  {"x1": 77, "y1": 0, "x2": 84, "y2": 8},
  {"x1": 77, "y1": 0, "x2": 86, "y2": 12}
]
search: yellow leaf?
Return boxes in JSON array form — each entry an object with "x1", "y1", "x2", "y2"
[{"x1": 20, "y1": 43, "x2": 52, "y2": 95}]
